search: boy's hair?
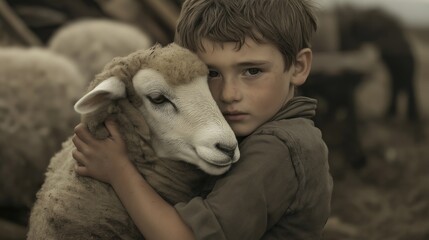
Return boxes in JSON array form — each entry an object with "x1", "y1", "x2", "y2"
[{"x1": 175, "y1": 0, "x2": 318, "y2": 69}]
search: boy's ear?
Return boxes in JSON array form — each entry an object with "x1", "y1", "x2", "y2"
[
  {"x1": 291, "y1": 48, "x2": 312, "y2": 86},
  {"x1": 74, "y1": 76, "x2": 126, "y2": 114}
]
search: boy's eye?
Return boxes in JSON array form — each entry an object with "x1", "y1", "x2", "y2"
[
  {"x1": 244, "y1": 68, "x2": 262, "y2": 76},
  {"x1": 208, "y1": 70, "x2": 220, "y2": 78}
]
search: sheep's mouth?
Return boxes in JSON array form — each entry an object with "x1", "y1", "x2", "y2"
[
  {"x1": 191, "y1": 145, "x2": 233, "y2": 167},
  {"x1": 202, "y1": 158, "x2": 233, "y2": 167},
  {"x1": 192, "y1": 153, "x2": 234, "y2": 175}
]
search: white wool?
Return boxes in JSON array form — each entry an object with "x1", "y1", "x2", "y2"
[
  {"x1": 0, "y1": 47, "x2": 85, "y2": 209},
  {"x1": 48, "y1": 19, "x2": 152, "y2": 83}
]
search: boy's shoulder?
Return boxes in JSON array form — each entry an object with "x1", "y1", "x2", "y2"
[
  {"x1": 253, "y1": 117, "x2": 323, "y2": 148},
  {"x1": 250, "y1": 96, "x2": 322, "y2": 147},
  {"x1": 240, "y1": 110, "x2": 328, "y2": 166}
]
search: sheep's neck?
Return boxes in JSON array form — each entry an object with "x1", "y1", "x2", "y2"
[
  {"x1": 122, "y1": 123, "x2": 211, "y2": 204},
  {"x1": 137, "y1": 158, "x2": 211, "y2": 204}
]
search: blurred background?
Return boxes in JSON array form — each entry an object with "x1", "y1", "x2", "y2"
[{"x1": 0, "y1": 0, "x2": 428, "y2": 239}]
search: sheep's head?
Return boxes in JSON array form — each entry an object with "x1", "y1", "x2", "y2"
[{"x1": 74, "y1": 43, "x2": 240, "y2": 175}]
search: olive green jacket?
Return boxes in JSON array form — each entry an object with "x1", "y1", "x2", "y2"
[{"x1": 175, "y1": 96, "x2": 333, "y2": 240}]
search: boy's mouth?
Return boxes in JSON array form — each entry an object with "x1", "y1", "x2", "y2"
[{"x1": 223, "y1": 111, "x2": 248, "y2": 121}]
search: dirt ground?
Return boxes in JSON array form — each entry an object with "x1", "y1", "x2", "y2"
[{"x1": 321, "y1": 32, "x2": 429, "y2": 240}]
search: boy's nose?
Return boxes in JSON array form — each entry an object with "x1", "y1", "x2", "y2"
[{"x1": 220, "y1": 81, "x2": 241, "y2": 103}]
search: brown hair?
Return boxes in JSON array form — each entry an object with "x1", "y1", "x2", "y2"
[{"x1": 175, "y1": 0, "x2": 318, "y2": 69}]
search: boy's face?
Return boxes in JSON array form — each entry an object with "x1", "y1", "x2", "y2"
[{"x1": 197, "y1": 38, "x2": 297, "y2": 137}]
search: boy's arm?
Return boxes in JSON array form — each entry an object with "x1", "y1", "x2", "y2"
[
  {"x1": 175, "y1": 134, "x2": 300, "y2": 240},
  {"x1": 73, "y1": 121, "x2": 195, "y2": 240},
  {"x1": 110, "y1": 161, "x2": 195, "y2": 240}
]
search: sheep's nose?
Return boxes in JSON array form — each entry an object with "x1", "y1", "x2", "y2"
[{"x1": 215, "y1": 143, "x2": 236, "y2": 159}]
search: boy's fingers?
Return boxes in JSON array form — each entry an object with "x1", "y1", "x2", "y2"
[
  {"x1": 74, "y1": 164, "x2": 90, "y2": 176},
  {"x1": 74, "y1": 123, "x2": 94, "y2": 143},
  {"x1": 72, "y1": 149, "x2": 87, "y2": 166},
  {"x1": 105, "y1": 120, "x2": 122, "y2": 140},
  {"x1": 72, "y1": 134, "x2": 85, "y2": 151}
]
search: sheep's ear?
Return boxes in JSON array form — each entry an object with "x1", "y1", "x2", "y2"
[{"x1": 74, "y1": 76, "x2": 126, "y2": 114}]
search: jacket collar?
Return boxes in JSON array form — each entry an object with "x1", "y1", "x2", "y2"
[{"x1": 270, "y1": 96, "x2": 317, "y2": 122}]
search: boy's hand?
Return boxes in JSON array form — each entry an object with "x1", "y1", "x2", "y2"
[{"x1": 72, "y1": 120, "x2": 133, "y2": 185}]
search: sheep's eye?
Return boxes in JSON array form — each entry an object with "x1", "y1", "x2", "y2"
[{"x1": 147, "y1": 93, "x2": 168, "y2": 105}]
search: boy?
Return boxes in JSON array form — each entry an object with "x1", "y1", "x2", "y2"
[{"x1": 72, "y1": 0, "x2": 333, "y2": 239}]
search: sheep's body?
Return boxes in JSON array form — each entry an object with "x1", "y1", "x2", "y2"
[
  {"x1": 28, "y1": 44, "x2": 239, "y2": 239},
  {"x1": 29, "y1": 139, "x2": 141, "y2": 239},
  {"x1": 0, "y1": 47, "x2": 85, "y2": 209},
  {"x1": 48, "y1": 19, "x2": 152, "y2": 83}
]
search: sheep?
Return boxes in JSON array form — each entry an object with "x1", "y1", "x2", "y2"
[
  {"x1": 27, "y1": 43, "x2": 240, "y2": 240},
  {"x1": 0, "y1": 47, "x2": 85, "y2": 213},
  {"x1": 48, "y1": 19, "x2": 152, "y2": 83}
]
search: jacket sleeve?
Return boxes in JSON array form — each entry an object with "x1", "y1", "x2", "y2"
[{"x1": 174, "y1": 133, "x2": 300, "y2": 240}]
